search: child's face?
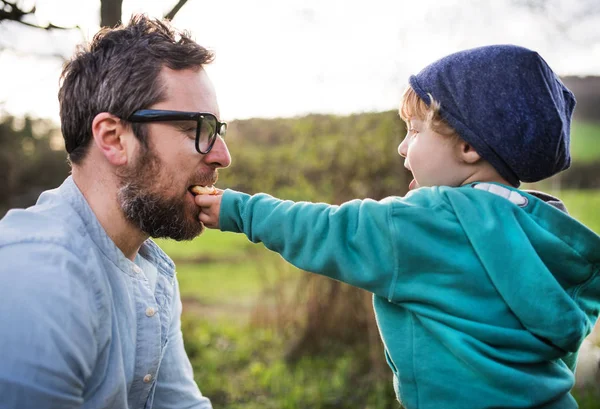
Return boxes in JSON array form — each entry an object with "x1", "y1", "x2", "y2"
[{"x1": 398, "y1": 117, "x2": 467, "y2": 190}]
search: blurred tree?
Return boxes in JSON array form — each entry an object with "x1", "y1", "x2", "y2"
[
  {"x1": 0, "y1": 0, "x2": 190, "y2": 29},
  {"x1": 0, "y1": 115, "x2": 70, "y2": 216},
  {"x1": 100, "y1": 0, "x2": 190, "y2": 26},
  {"x1": 100, "y1": 0, "x2": 122, "y2": 27},
  {"x1": 0, "y1": 0, "x2": 78, "y2": 30}
]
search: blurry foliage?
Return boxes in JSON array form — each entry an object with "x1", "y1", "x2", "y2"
[
  {"x1": 219, "y1": 111, "x2": 411, "y2": 204},
  {"x1": 1, "y1": 109, "x2": 598, "y2": 217},
  {"x1": 0, "y1": 0, "x2": 188, "y2": 30},
  {"x1": 0, "y1": 110, "x2": 411, "y2": 217},
  {"x1": 0, "y1": 115, "x2": 69, "y2": 216},
  {"x1": 0, "y1": 111, "x2": 409, "y2": 218},
  {"x1": 183, "y1": 316, "x2": 398, "y2": 409}
]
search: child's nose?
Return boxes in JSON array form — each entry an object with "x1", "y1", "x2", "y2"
[{"x1": 398, "y1": 138, "x2": 408, "y2": 158}]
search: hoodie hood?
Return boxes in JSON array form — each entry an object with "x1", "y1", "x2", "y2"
[{"x1": 450, "y1": 184, "x2": 600, "y2": 369}]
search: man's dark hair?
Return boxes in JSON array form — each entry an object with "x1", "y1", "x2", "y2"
[{"x1": 58, "y1": 14, "x2": 214, "y2": 164}]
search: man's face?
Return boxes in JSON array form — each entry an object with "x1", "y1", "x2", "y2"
[{"x1": 118, "y1": 67, "x2": 231, "y2": 240}]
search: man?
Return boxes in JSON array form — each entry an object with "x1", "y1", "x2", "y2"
[{"x1": 0, "y1": 15, "x2": 230, "y2": 409}]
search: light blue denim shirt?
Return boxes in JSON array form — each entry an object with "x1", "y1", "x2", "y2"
[{"x1": 0, "y1": 176, "x2": 212, "y2": 409}]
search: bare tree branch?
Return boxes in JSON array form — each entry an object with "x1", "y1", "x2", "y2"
[
  {"x1": 164, "y1": 0, "x2": 189, "y2": 21},
  {"x1": 0, "y1": 0, "x2": 34, "y2": 20},
  {"x1": 7, "y1": 18, "x2": 79, "y2": 31},
  {"x1": 0, "y1": 0, "x2": 35, "y2": 25},
  {"x1": 0, "y1": 0, "x2": 80, "y2": 30}
]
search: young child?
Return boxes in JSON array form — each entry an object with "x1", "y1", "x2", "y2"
[{"x1": 196, "y1": 45, "x2": 600, "y2": 409}]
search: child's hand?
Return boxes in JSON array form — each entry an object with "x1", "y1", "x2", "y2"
[{"x1": 195, "y1": 189, "x2": 223, "y2": 229}]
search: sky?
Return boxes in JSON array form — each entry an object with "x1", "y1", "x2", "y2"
[{"x1": 0, "y1": 0, "x2": 599, "y2": 122}]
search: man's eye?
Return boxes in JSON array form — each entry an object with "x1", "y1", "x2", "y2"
[{"x1": 178, "y1": 126, "x2": 196, "y2": 134}]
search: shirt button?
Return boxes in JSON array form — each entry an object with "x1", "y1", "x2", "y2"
[
  {"x1": 143, "y1": 374, "x2": 152, "y2": 383},
  {"x1": 133, "y1": 266, "x2": 142, "y2": 274},
  {"x1": 145, "y1": 307, "x2": 156, "y2": 317}
]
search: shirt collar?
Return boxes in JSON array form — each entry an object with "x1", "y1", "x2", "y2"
[{"x1": 57, "y1": 176, "x2": 175, "y2": 278}]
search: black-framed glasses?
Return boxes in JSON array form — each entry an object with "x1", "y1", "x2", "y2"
[{"x1": 127, "y1": 109, "x2": 227, "y2": 154}]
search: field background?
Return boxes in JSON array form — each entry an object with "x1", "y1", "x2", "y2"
[
  {"x1": 1, "y1": 113, "x2": 599, "y2": 408},
  {"x1": 1, "y1": 2, "x2": 599, "y2": 405}
]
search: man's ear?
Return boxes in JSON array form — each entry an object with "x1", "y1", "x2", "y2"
[
  {"x1": 91, "y1": 113, "x2": 132, "y2": 166},
  {"x1": 457, "y1": 141, "x2": 482, "y2": 164}
]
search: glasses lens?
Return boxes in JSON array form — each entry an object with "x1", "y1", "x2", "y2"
[
  {"x1": 197, "y1": 116, "x2": 217, "y2": 152},
  {"x1": 219, "y1": 123, "x2": 227, "y2": 137}
]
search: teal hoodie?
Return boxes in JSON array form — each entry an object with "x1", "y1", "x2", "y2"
[{"x1": 218, "y1": 183, "x2": 600, "y2": 409}]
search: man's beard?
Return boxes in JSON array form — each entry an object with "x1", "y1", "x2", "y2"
[{"x1": 117, "y1": 147, "x2": 210, "y2": 241}]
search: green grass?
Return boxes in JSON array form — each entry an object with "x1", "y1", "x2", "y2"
[
  {"x1": 154, "y1": 229, "x2": 253, "y2": 260},
  {"x1": 175, "y1": 253, "x2": 289, "y2": 304},
  {"x1": 184, "y1": 318, "x2": 397, "y2": 409},
  {"x1": 571, "y1": 121, "x2": 600, "y2": 163},
  {"x1": 176, "y1": 261, "x2": 264, "y2": 304},
  {"x1": 550, "y1": 189, "x2": 600, "y2": 234}
]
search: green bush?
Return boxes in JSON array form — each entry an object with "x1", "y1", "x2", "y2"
[{"x1": 183, "y1": 317, "x2": 398, "y2": 409}]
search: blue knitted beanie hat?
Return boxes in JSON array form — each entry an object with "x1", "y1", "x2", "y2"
[{"x1": 408, "y1": 44, "x2": 575, "y2": 187}]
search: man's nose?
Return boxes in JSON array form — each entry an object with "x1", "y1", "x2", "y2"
[{"x1": 204, "y1": 136, "x2": 231, "y2": 168}]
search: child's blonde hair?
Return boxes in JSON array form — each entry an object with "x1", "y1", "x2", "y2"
[{"x1": 399, "y1": 86, "x2": 460, "y2": 143}]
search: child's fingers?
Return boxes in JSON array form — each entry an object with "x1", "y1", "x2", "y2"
[
  {"x1": 195, "y1": 194, "x2": 222, "y2": 229},
  {"x1": 194, "y1": 193, "x2": 221, "y2": 208},
  {"x1": 198, "y1": 210, "x2": 219, "y2": 229}
]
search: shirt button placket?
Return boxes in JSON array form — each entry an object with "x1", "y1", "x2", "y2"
[{"x1": 145, "y1": 307, "x2": 156, "y2": 317}]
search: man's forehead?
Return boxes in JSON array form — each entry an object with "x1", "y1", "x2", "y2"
[{"x1": 158, "y1": 66, "x2": 219, "y2": 116}]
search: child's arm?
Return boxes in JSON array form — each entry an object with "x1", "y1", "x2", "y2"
[{"x1": 197, "y1": 189, "x2": 398, "y2": 299}]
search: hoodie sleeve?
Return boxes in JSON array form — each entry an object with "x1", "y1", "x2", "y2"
[{"x1": 219, "y1": 189, "x2": 400, "y2": 300}]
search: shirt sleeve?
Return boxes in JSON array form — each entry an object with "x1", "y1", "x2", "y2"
[
  {"x1": 219, "y1": 189, "x2": 399, "y2": 300},
  {"x1": 152, "y1": 278, "x2": 212, "y2": 409},
  {"x1": 0, "y1": 243, "x2": 99, "y2": 409}
]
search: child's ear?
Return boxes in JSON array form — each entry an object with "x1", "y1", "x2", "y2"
[
  {"x1": 458, "y1": 141, "x2": 481, "y2": 164},
  {"x1": 91, "y1": 113, "x2": 133, "y2": 166}
]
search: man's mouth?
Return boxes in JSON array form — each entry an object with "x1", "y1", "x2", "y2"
[{"x1": 188, "y1": 185, "x2": 217, "y2": 196}]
